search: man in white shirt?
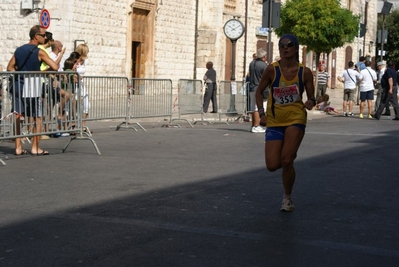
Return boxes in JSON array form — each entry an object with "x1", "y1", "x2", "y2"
[
  {"x1": 358, "y1": 60, "x2": 377, "y2": 118},
  {"x1": 337, "y1": 61, "x2": 360, "y2": 116},
  {"x1": 50, "y1": 40, "x2": 67, "y2": 71}
]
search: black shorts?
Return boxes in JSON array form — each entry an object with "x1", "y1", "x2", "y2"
[{"x1": 12, "y1": 97, "x2": 42, "y2": 117}]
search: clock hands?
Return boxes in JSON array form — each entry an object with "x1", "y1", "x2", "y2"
[
  {"x1": 224, "y1": 19, "x2": 244, "y2": 40},
  {"x1": 228, "y1": 25, "x2": 241, "y2": 32}
]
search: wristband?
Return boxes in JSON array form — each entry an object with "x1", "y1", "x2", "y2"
[{"x1": 258, "y1": 108, "x2": 265, "y2": 116}]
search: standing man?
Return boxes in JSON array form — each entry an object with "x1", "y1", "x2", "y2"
[
  {"x1": 337, "y1": 61, "x2": 360, "y2": 116},
  {"x1": 249, "y1": 48, "x2": 268, "y2": 133},
  {"x1": 50, "y1": 40, "x2": 67, "y2": 71},
  {"x1": 372, "y1": 61, "x2": 399, "y2": 120},
  {"x1": 316, "y1": 64, "x2": 330, "y2": 98},
  {"x1": 358, "y1": 60, "x2": 377, "y2": 119},
  {"x1": 255, "y1": 34, "x2": 316, "y2": 212},
  {"x1": 244, "y1": 53, "x2": 257, "y2": 113},
  {"x1": 354, "y1": 56, "x2": 367, "y2": 104},
  {"x1": 356, "y1": 56, "x2": 367, "y2": 72},
  {"x1": 202, "y1": 61, "x2": 217, "y2": 113},
  {"x1": 374, "y1": 61, "x2": 389, "y2": 114},
  {"x1": 7, "y1": 25, "x2": 59, "y2": 155}
]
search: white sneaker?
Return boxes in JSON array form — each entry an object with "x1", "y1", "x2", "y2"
[
  {"x1": 61, "y1": 133, "x2": 70, "y2": 137},
  {"x1": 280, "y1": 198, "x2": 295, "y2": 212},
  {"x1": 251, "y1": 126, "x2": 265, "y2": 133}
]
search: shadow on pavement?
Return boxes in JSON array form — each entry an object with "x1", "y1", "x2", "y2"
[{"x1": 0, "y1": 119, "x2": 399, "y2": 266}]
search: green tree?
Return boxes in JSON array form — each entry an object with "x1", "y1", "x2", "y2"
[
  {"x1": 275, "y1": 0, "x2": 359, "y2": 70},
  {"x1": 377, "y1": 9, "x2": 399, "y2": 64}
]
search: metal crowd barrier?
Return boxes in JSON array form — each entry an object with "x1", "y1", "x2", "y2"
[
  {"x1": 128, "y1": 78, "x2": 173, "y2": 130},
  {"x1": 218, "y1": 80, "x2": 247, "y2": 124},
  {"x1": 81, "y1": 76, "x2": 133, "y2": 130},
  {"x1": 171, "y1": 79, "x2": 210, "y2": 127},
  {"x1": 0, "y1": 71, "x2": 100, "y2": 165},
  {"x1": 1, "y1": 74, "x2": 252, "y2": 165}
]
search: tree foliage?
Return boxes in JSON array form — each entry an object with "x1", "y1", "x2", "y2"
[
  {"x1": 377, "y1": 9, "x2": 399, "y2": 64},
  {"x1": 275, "y1": 0, "x2": 360, "y2": 55}
]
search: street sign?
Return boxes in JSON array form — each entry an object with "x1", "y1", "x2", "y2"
[
  {"x1": 377, "y1": 30, "x2": 388, "y2": 44},
  {"x1": 262, "y1": 0, "x2": 281, "y2": 28},
  {"x1": 359, "y1": 23, "x2": 366, "y2": 38},
  {"x1": 40, "y1": 9, "x2": 51, "y2": 29},
  {"x1": 256, "y1": 26, "x2": 269, "y2": 37}
]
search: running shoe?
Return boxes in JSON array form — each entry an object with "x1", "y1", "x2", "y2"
[
  {"x1": 368, "y1": 114, "x2": 373, "y2": 119},
  {"x1": 251, "y1": 126, "x2": 266, "y2": 133},
  {"x1": 359, "y1": 114, "x2": 363, "y2": 119},
  {"x1": 280, "y1": 198, "x2": 295, "y2": 212},
  {"x1": 348, "y1": 112, "x2": 355, "y2": 116},
  {"x1": 344, "y1": 112, "x2": 348, "y2": 117}
]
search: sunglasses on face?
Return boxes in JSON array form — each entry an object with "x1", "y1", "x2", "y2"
[
  {"x1": 278, "y1": 41, "x2": 295, "y2": 49},
  {"x1": 36, "y1": 33, "x2": 46, "y2": 38}
]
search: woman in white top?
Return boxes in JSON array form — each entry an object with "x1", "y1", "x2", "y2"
[{"x1": 75, "y1": 44, "x2": 90, "y2": 132}]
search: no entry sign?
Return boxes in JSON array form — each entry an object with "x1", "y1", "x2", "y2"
[{"x1": 40, "y1": 9, "x2": 50, "y2": 29}]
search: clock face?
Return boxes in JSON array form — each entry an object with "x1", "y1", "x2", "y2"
[{"x1": 224, "y1": 19, "x2": 244, "y2": 40}]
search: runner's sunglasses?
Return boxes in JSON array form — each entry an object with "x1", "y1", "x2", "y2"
[{"x1": 278, "y1": 41, "x2": 295, "y2": 49}]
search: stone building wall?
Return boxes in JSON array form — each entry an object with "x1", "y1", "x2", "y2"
[
  {"x1": 0, "y1": 0, "x2": 379, "y2": 91},
  {"x1": 0, "y1": 0, "x2": 128, "y2": 76},
  {"x1": 154, "y1": 0, "x2": 197, "y2": 80}
]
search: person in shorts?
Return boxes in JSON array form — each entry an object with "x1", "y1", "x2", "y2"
[
  {"x1": 337, "y1": 61, "x2": 360, "y2": 116},
  {"x1": 358, "y1": 60, "x2": 377, "y2": 119},
  {"x1": 248, "y1": 48, "x2": 268, "y2": 133},
  {"x1": 6, "y1": 25, "x2": 59, "y2": 155},
  {"x1": 255, "y1": 34, "x2": 316, "y2": 212}
]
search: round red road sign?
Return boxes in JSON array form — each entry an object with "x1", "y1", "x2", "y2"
[{"x1": 40, "y1": 9, "x2": 51, "y2": 29}]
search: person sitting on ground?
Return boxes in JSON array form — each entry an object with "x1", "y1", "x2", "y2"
[{"x1": 316, "y1": 94, "x2": 339, "y2": 115}]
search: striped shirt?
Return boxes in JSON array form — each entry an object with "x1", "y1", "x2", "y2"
[{"x1": 317, "y1": 71, "x2": 330, "y2": 85}]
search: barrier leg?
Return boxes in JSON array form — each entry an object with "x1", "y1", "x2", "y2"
[
  {"x1": 115, "y1": 122, "x2": 137, "y2": 131},
  {"x1": 62, "y1": 135, "x2": 101, "y2": 155}
]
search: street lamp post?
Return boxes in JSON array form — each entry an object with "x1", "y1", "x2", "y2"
[
  {"x1": 362, "y1": 0, "x2": 371, "y2": 57},
  {"x1": 358, "y1": 0, "x2": 371, "y2": 61},
  {"x1": 380, "y1": 14, "x2": 386, "y2": 61},
  {"x1": 379, "y1": 1, "x2": 393, "y2": 61}
]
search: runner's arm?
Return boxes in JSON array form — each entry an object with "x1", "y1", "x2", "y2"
[{"x1": 303, "y1": 67, "x2": 316, "y2": 110}]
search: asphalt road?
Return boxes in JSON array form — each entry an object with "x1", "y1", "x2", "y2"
[{"x1": 1, "y1": 92, "x2": 399, "y2": 266}]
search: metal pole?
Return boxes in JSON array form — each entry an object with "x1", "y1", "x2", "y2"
[
  {"x1": 243, "y1": 0, "x2": 248, "y2": 78},
  {"x1": 267, "y1": 0, "x2": 273, "y2": 64},
  {"x1": 357, "y1": 22, "x2": 361, "y2": 62},
  {"x1": 380, "y1": 14, "x2": 385, "y2": 61},
  {"x1": 228, "y1": 40, "x2": 237, "y2": 113},
  {"x1": 363, "y1": 1, "x2": 369, "y2": 57}
]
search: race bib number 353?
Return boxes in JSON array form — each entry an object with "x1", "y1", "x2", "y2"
[{"x1": 273, "y1": 85, "x2": 299, "y2": 105}]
